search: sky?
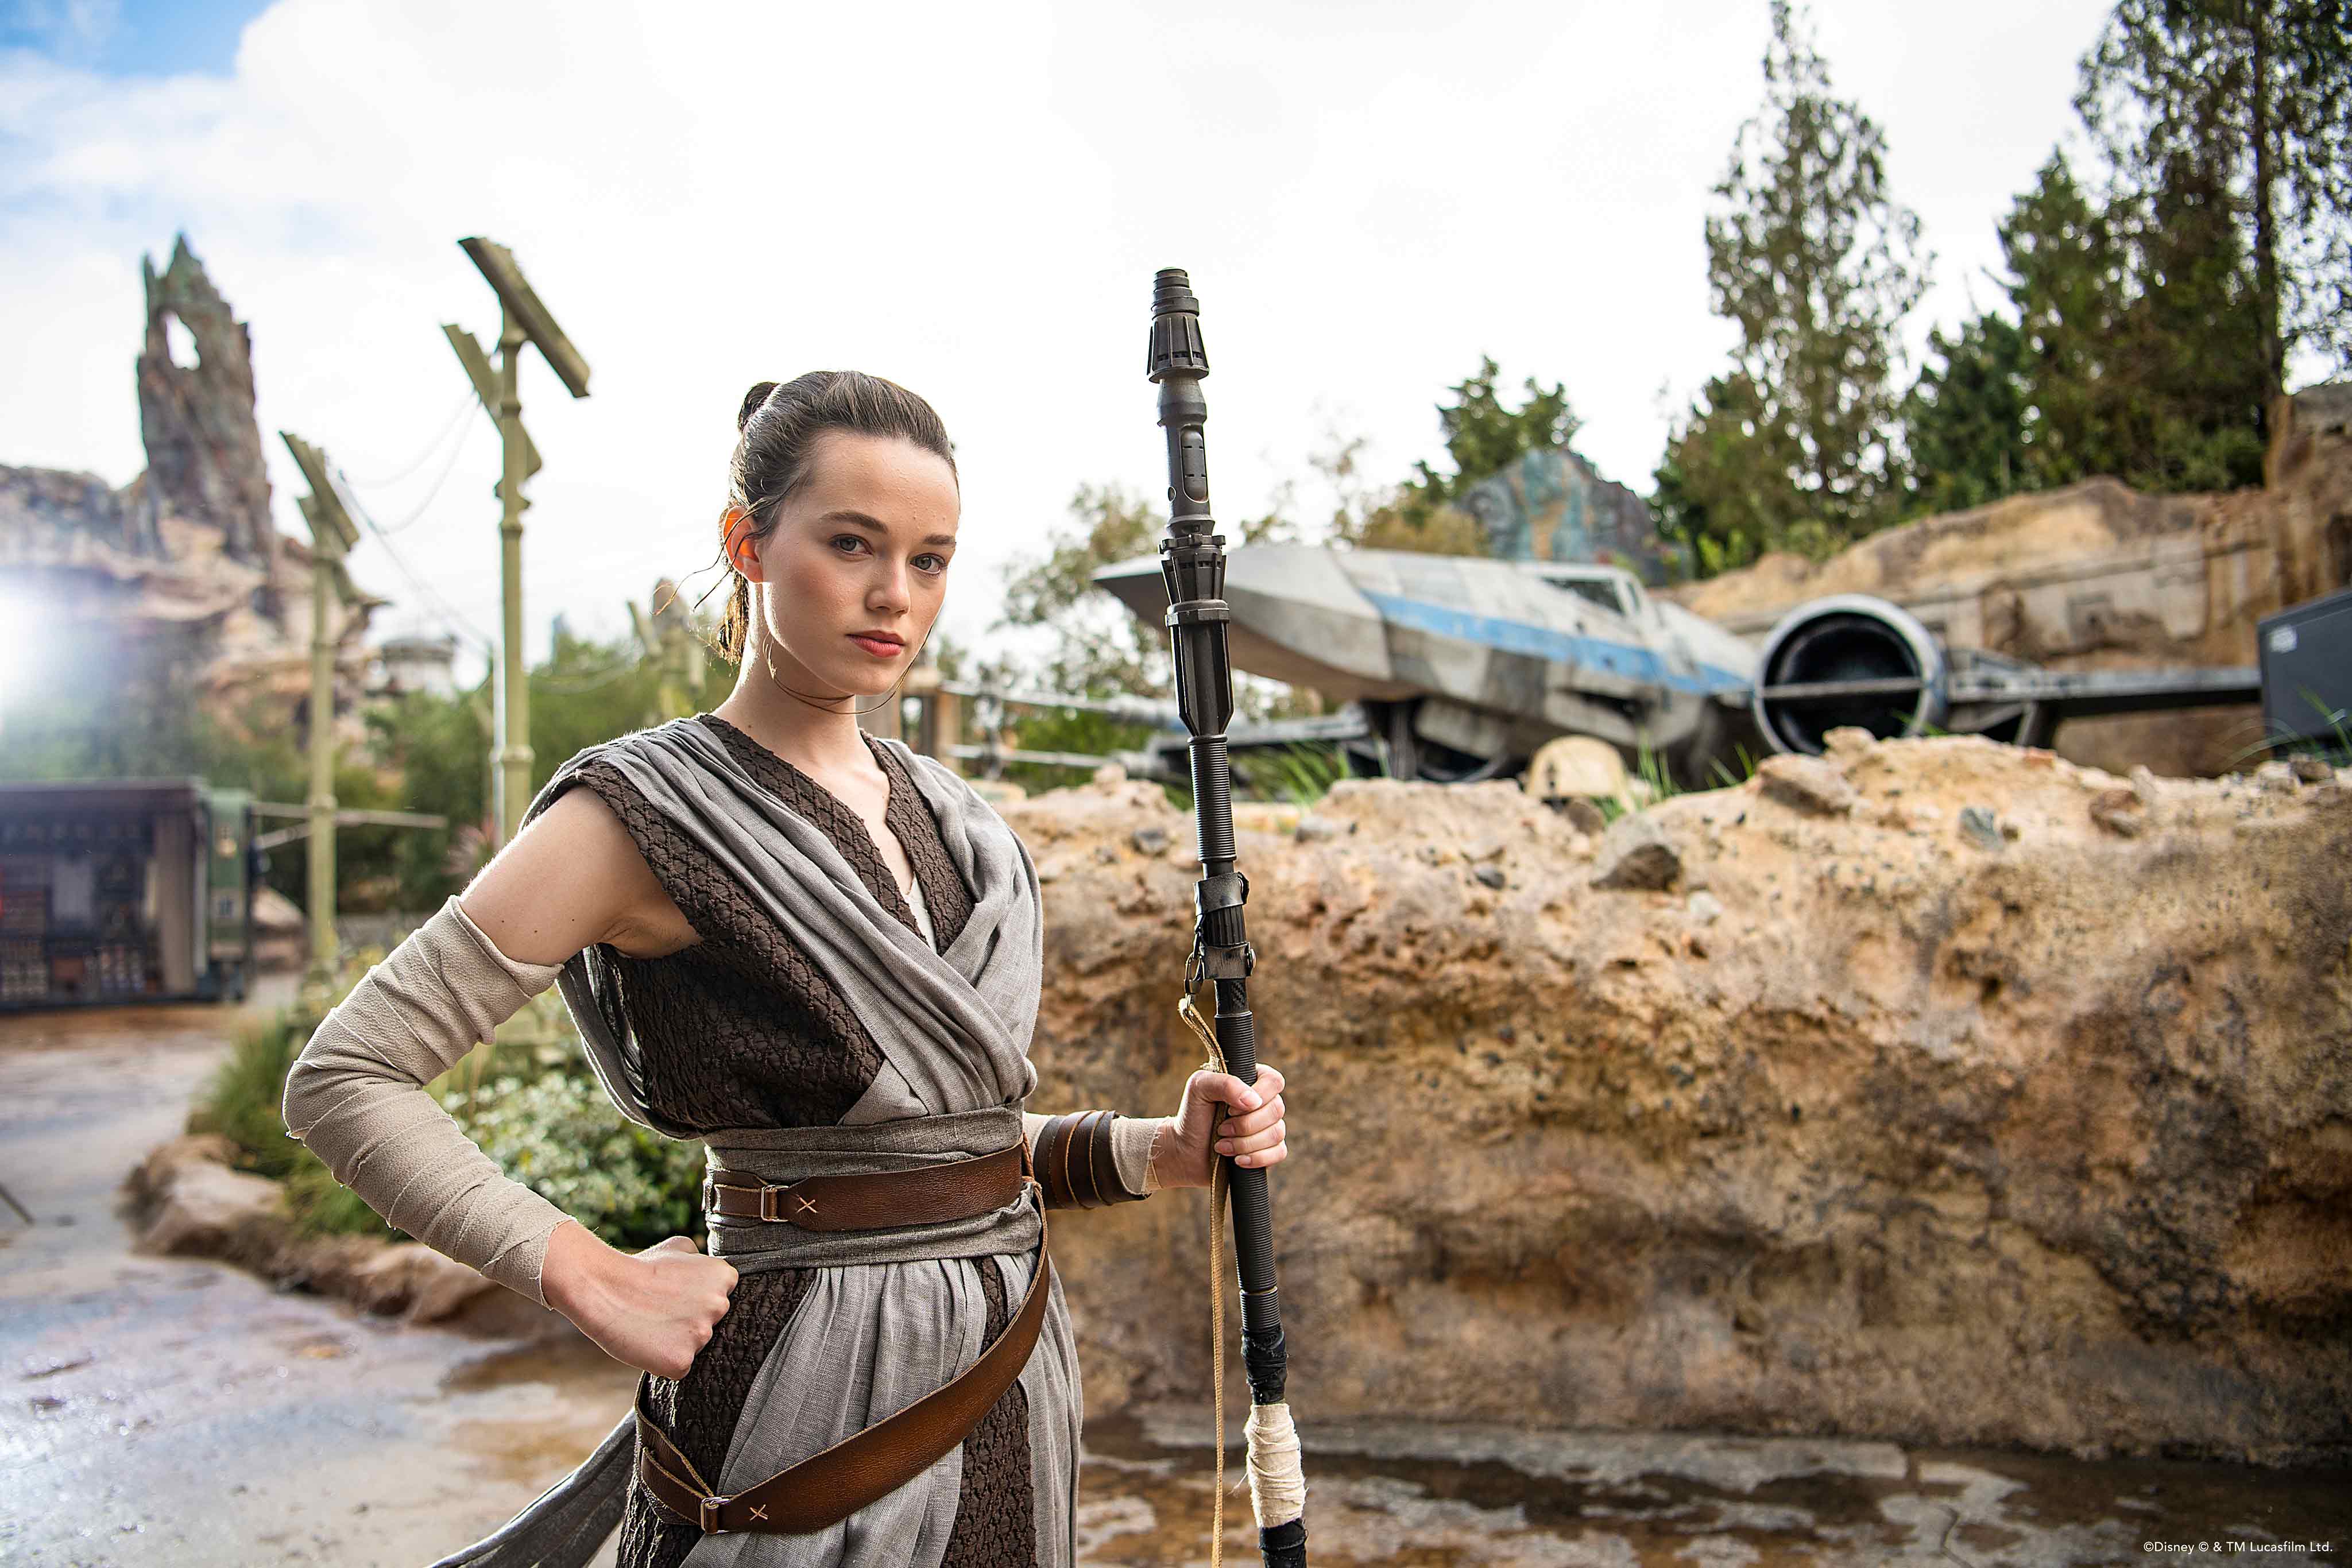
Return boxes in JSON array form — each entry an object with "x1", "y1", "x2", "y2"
[{"x1": 1, "y1": 0, "x2": 2123, "y2": 687}]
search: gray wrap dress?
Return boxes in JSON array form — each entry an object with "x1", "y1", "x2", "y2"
[{"x1": 544, "y1": 714, "x2": 1052, "y2": 1568}]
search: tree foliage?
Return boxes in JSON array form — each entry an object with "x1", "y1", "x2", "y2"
[
  {"x1": 980, "y1": 484, "x2": 1314, "y2": 795},
  {"x1": 1898, "y1": 131, "x2": 2270, "y2": 512},
  {"x1": 992, "y1": 482, "x2": 1185, "y2": 701},
  {"x1": 2075, "y1": 0, "x2": 2352, "y2": 398},
  {"x1": 1393, "y1": 355, "x2": 1579, "y2": 540},
  {"x1": 1653, "y1": 0, "x2": 1929, "y2": 575},
  {"x1": 1899, "y1": 313, "x2": 2033, "y2": 517},
  {"x1": 1898, "y1": 2, "x2": 2345, "y2": 518}
]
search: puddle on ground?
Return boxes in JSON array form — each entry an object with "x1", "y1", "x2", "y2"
[
  {"x1": 1073, "y1": 1407, "x2": 2351, "y2": 1567},
  {"x1": 438, "y1": 1334, "x2": 640, "y2": 1489}
]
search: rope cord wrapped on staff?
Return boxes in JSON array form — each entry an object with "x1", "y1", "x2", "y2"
[{"x1": 1149, "y1": 267, "x2": 1309, "y2": 1568}]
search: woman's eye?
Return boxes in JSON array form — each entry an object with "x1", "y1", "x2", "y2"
[{"x1": 832, "y1": 536, "x2": 947, "y2": 574}]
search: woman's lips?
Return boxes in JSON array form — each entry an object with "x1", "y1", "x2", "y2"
[{"x1": 849, "y1": 634, "x2": 902, "y2": 657}]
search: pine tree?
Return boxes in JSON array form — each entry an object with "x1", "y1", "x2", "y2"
[
  {"x1": 1900, "y1": 313, "x2": 2032, "y2": 517},
  {"x1": 1653, "y1": 0, "x2": 1928, "y2": 574},
  {"x1": 1999, "y1": 154, "x2": 2134, "y2": 488},
  {"x1": 2076, "y1": 0, "x2": 2352, "y2": 399},
  {"x1": 1901, "y1": 129, "x2": 2269, "y2": 511},
  {"x1": 2105, "y1": 137, "x2": 2270, "y2": 489}
]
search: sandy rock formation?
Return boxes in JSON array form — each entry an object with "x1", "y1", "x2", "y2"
[
  {"x1": 1657, "y1": 385, "x2": 2352, "y2": 779},
  {"x1": 1019, "y1": 745, "x2": 2351, "y2": 1464}
]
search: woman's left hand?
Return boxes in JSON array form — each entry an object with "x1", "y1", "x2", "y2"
[{"x1": 1155, "y1": 1064, "x2": 1288, "y2": 1189}]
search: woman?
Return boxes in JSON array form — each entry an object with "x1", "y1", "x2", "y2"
[{"x1": 281, "y1": 370, "x2": 1290, "y2": 1568}]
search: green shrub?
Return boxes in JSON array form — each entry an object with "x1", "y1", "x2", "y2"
[
  {"x1": 188, "y1": 1006, "x2": 322, "y2": 1182},
  {"x1": 439, "y1": 1074, "x2": 706, "y2": 1250},
  {"x1": 1259, "y1": 742, "x2": 1368, "y2": 806},
  {"x1": 186, "y1": 954, "x2": 703, "y2": 1251}
]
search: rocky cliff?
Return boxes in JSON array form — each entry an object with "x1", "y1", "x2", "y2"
[
  {"x1": 1022, "y1": 740, "x2": 2352, "y2": 1464},
  {"x1": 0, "y1": 235, "x2": 378, "y2": 738}
]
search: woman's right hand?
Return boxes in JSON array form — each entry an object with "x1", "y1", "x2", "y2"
[{"x1": 543, "y1": 1220, "x2": 740, "y2": 1381}]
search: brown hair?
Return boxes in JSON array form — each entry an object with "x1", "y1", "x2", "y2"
[{"x1": 711, "y1": 370, "x2": 957, "y2": 664}]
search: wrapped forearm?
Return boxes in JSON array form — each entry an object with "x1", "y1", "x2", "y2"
[
  {"x1": 280, "y1": 895, "x2": 577, "y2": 1308},
  {"x1": 1023, "y1": 1109, "x2": 1165, "y2": 1207}
]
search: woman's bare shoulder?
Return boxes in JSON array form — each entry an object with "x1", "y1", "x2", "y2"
[{"x1": 458, "y1": 784, "x2": 698, "y2": 966}]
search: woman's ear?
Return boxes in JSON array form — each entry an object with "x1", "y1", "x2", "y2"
[{"x1": 722, "y1": 509, "x2": 767, "y2": 583}]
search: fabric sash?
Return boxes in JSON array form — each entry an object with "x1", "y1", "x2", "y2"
[{"x1": 425, "y1": 720, "x2": 1077, "y2": 1568}]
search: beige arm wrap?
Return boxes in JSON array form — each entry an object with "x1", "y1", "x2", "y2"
[
  {"x1": 1020, "y1": 1110, "x2": 1167, "y2": 1197},
  {"x1": 280, "y1": 895, "x2": 576, "y2": 1309}
]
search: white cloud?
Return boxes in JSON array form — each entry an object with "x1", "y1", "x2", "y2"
[{"x1": 0, "y1": 0, "x2": 2114, "y2": 685}]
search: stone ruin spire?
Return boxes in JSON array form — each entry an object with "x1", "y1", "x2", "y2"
[{"x1": 135, "y1": 233, "x2": 276, "y2": 577}]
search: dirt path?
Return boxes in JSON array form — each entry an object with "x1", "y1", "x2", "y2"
[
  {"x1": 2, "y1": 1001, "x2": 2342, "y2": 1566},
  {"x1": 0, "y1": 997, "x2": 632, "y2": 1568}
]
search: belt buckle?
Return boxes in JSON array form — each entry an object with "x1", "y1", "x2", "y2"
[
  {"x1": 760, "y1": 1180, "x2": 819, "y2": 1225},
  {"x1": 699, "y1": 1493, "x2": 729, "y2": 1533}
]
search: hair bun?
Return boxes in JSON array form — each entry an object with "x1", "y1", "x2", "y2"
[{"x1": 737, "y1": 381, "x2": 779, "y2": 434}]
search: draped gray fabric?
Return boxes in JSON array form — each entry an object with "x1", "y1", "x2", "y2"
[{"x1": 427, "y1": 719, "x2": 1073, "y2": 1568}]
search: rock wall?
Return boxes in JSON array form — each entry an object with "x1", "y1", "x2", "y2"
[
  {"x1": 1020, "y1": 744, "x2": 2352, "y2": 1464},
  {"x1": 1658, "y1": 385, "x2": 2352, "y2": 780}
]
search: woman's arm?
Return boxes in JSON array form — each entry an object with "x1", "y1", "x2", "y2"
[
  {"x1": 1022, "y1": 1064, "x2": 1289, "y2": 1205},
  {"x1": 281, "y1": 785, "x2": 735, "y2": 1379},
  {"x1": 279, "y1": 892, "x2": 574, "y2": 1303},
  {"x1": 458, "y1": 782, "x2": 697, "y2": 963}
]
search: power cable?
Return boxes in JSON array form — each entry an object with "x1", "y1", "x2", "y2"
[
  {"x1": 339, "y1": 483, "x2": 496, "y2": 657},
  {"x1": 340, "y1": 390, "x2": 475, "y2": 488},
  {"x1": 345, "y1": 409, "x2": 481, "y2": 536}
]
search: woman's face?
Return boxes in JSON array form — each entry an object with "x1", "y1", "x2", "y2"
[{"x1": 737, "y1": 429, "x2": 960, "y2": 698}]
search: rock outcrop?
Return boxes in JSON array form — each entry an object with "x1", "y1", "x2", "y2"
[
  {"x1": 1658, "y1": 385, "x2": 2352, "y2": 780},
  {"x1": 1022, "y1": 743, "x2": 2352, "y2": 1465},
  {"x1": 0, "y1": 234, "x2": 380, "y2": 740},
  {"x1": 126, "y1": 1132, "x2": 560, "y2": 1341},
  {"x1": 136, "y1": 233, "x2": 278, "y2": 574}
]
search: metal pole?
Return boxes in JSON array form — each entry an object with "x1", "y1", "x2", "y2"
[
  {"x1": 304, "y1": 502, "x2": 339, "y2": 985},
  {"x1": 495, "y1": 301, "x2": 532, "y2": 845}
]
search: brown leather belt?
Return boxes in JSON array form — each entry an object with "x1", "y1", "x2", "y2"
[
  {"x1": 639, "y1": 1143, "x2": 1049, "y2": 1536},
  {"x1": 702, "y1": 1141, "x2": 1027, "y2": 1229}
]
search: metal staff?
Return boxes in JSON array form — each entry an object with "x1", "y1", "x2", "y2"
[{"x1": 1147, "y1": 268, "x2": 1308, "y2": 1567}]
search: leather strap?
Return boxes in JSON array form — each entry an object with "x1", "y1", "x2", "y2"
[
  {"x1": 636, "y1": 1192, "x2": 1054, "y2": 1536},
  {"x1": 640, "y1": 1142, "x2": 1054, "y2": 1532},
  {"x1": 703, "y1": 1143, "x2": 1026, "y2": 1229}
]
